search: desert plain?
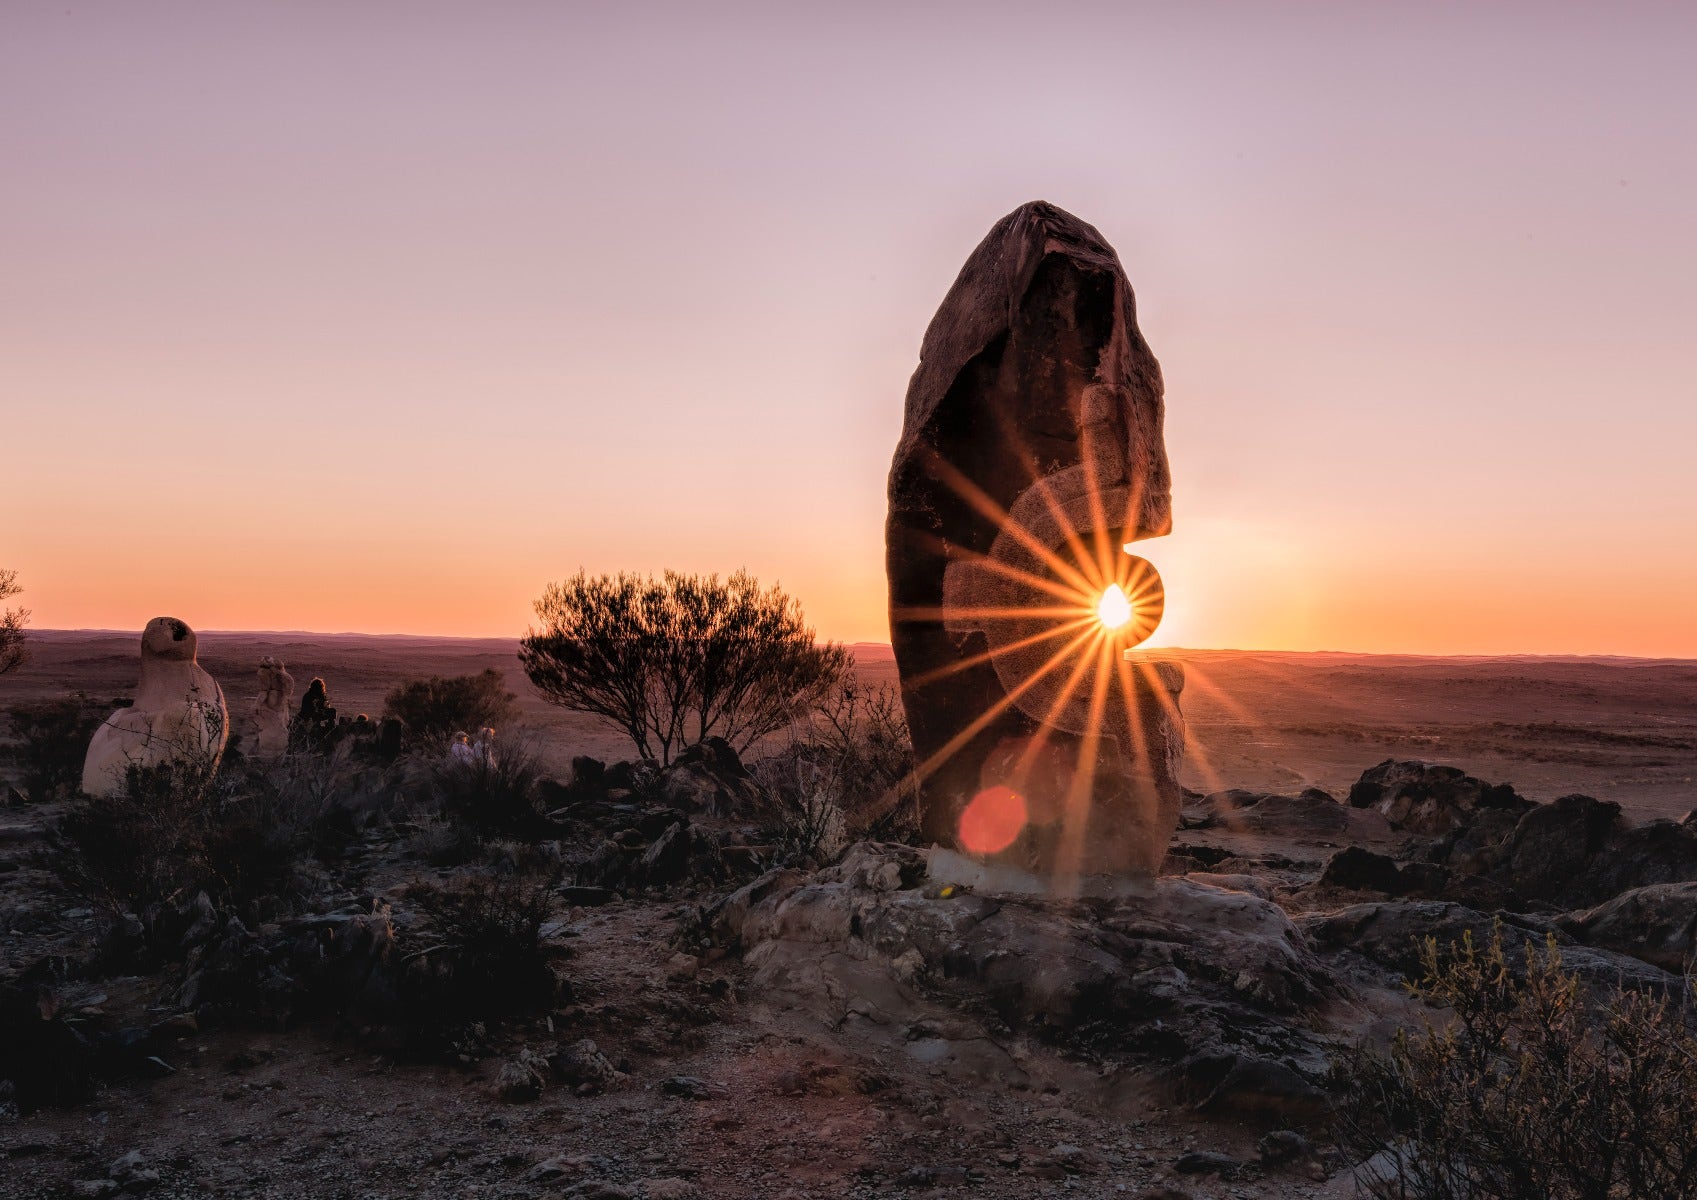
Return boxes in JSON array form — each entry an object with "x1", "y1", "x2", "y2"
[
  {"x1": 11, "y1": 630, "x2": 1696, "y2": 819},
  {"x1": 4, "y1": 632, "x2": 1696, "y2": 1199}
]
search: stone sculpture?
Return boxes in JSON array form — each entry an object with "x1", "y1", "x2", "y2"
[
  {"x1": 81, "y1": 617, "x2": 230, "y2": 796},
  {"x1": 887, "y1": 201, "x2": 1184, "y2": 878},
  {"x1": 251, "y1": 654, "x2": 295, "y2": 759}
]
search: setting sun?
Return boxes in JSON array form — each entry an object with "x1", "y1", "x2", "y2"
[{"x1": 1097, "y1": 583, "x2": 1133, "y2": 631}]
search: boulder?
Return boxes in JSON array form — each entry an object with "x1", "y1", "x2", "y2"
[
  {"x1": 886, "y1": 201, "x2": 1183, "y2": 876},
  {"x1": 1573, "y1": 819, "x2": 1697, "y2": 903},
  {"x1": 494, "y1": 1049, "x2": 549, "y2": 1101},
  {"x1": 640, "y1": 823, "x2": 694, "y2": 885},
  {"x1": 81, "y1": 617, "x2": 229, "y2": 796},
  {"x1": 1315, "y1": 848, "x2": 1520, "y2": 910},
  {"x1": 1347, "y1": 760, "x2": 1531, "y2": 836},
  {"x1": 1493, "y1": 796, "x2": 1697, "y2": 907},
  {"x1": 1499, "y1": 793, "x2": 1623, "y2": 902},
  {"x1": 1319, "y1": 847, "x2": 1445, "y2": 897},
  {"x1": 659, "y1": 738, "x2": 765, "y2": 816},
  {"x1": 1558, "y1": 882, "x2": 1697, "y2": 972},
  {"x1": 1296, "y1": 901, "x2": 1678, "y2": 994},
  {"x1": 549, "y1": 1038, "x2": 620, "y2": 1092},
  {"x1": 732, "y1": 843, "x2": 1335, "y2": 1107}
]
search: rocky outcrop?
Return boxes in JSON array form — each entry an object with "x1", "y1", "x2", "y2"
[
  {"x1": 1196, "y1": 788, "x2": 1348, "y2": 838},
  {"x1": 575, "y1": 811, "x2": 752, "y2": 893},
  {"x1": 1315, "y1": 847, "x2": 1522, "y2": 910},
  {"x1": 1340, "y1": 761, "x2": 1697, "y2": 911},
  {"x1": 1506, "y1": 803, "x2": 1697, "y2": 908},
  {"x1": 660, "y1": 738, "x2": 766, "y2": 817},
  {"x1": 1296, "y1": 901, "x2": 1680, "y2": 994},
  {"x1": 886, "y1": 201, "x2": 1183, "y2": 876},
  {"x1": 724, "y1": 842, "x2": 1335, "y2": 1116},
  {"x1": 1558, "y1": 882, "x2": 1697, "y2": 972},
  {"x1": 1347, "y1": 760, "x2": 1532, "y2": 836}
]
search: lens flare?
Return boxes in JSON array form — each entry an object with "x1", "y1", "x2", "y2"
[
  {"x1": 958, "y1": 785, "x2": 1028, "y2": 854},
  {"x1": 1097, "y1": 583, "x2": 1133, "y2": 630}
]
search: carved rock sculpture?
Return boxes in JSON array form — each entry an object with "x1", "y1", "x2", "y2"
[
  {"x1": 887, "y1": 201, "x2": 1184, "y2": 877},
  {"x1": 252, "y1": 654, "x2": 295, "y2": 759},
  {"x1": 81, "y1": 617, "x2": 230, "y2": 796}
]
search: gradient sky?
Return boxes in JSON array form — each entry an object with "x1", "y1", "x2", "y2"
[{"x1": 4, "y1": 2, "x2": 1695, "y2": 655}]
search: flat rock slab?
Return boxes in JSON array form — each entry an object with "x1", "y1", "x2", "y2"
[{"x1": 721, "y1": 843, "x2": 1339, "y2": 1118}]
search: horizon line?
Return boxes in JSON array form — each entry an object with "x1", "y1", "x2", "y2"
[{"x1": 21, "y1": 628, "x2": 1697, "y2": 666}]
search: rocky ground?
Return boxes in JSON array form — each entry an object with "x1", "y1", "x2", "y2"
[{"x1": 4, "y1": 740, "x2": 1696, "y2": 1199}]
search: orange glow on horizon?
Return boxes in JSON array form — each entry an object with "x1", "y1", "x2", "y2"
[{"x1": 5, "y1": 6, "x2": 1697, "y2": 658}]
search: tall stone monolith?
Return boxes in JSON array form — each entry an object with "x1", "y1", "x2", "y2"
[{"x1": 887, "y1": 201, "x2": 1184, "y2": 878}]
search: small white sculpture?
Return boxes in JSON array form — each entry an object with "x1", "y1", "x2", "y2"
[
  {"x1": 252, "y1": 654, "x2": 295, "y2": 760},
  {"x1": 81, "y1": 617, "x2": 230, "y2": 796}
]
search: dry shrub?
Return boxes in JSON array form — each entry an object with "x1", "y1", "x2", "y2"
[
  {"x1": 3, "y1": 696, "x2": 105, "y2": 802},
  {"x1": 521, "y1": 569, "x2": 851, "y2": 765},
  {"x1": 50, "y1": 750, "x2": 369, "y2": 925},
  {"x1": 0, "y1": 568, "x2": 27, "y2": 676},
  {"x1": 408, "y1": 871, "x2": 560, "y2": 1017},
  {"x1": 753, "y1": 678, "x2": 919, "y2": 860},
  {"x1": 413, "y1": 729, "x2": 546, "y2": 838},
  {"x1": 381, "y1": 669, "x2": 519, "y2": 752},
  {"x1": 1336, "y1": 922, "x2": 1697, "y2": 1199},
  {"x1": 407, "y1": 810, "x2": 483, "y2": 867}
]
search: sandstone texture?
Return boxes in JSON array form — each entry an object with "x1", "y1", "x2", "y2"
[
  {"x1": 80, "y1": 617, "x2": 229, "y2": 796},
  {"x1": 716, "y1": 842, "x2": 1336, "y2": 1119},
  {"x1": 887, "y1": 200, "x2": 1182, "y2": 875},
  {"x1": 251, "y1": 654, "x2": 294, "y2": 759}
]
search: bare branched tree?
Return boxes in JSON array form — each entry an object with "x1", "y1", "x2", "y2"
[
  {"x1": 519, "y1": 570, "x2": 850, "y2": 765},
  {"x1": 0, "y1": 569, "x2": 29, "y2": 675}
]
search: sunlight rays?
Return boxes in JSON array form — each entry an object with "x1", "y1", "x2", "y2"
[
  {"x1": 891, "y1": 432, "x2": 1261, "y2": 873},
  {"x1": 904, "y1": 616, "x2": 1097, "y2": 689},
  {"x1": 907, "y1": 625, "x2": 1101, "y2": 789}
]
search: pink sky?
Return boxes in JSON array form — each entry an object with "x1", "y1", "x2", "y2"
[{"x1": 4, "y1": 2, "x2": 1695, "y2": 655}]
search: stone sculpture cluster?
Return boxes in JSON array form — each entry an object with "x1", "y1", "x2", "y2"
[
  {"x1": 887, "y1": 201, "x2": 1184, "y2": 878},
  {"x1": 81, "y1": 617, "x2": 230, "y2": 797}
]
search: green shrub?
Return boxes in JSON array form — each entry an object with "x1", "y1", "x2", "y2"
[
  {"x1": 1336, "y1": 923, "x2": 1697, "y2": 1199},
  {"x1": 382, "y1": 669, "x2": 519, "y2": 751}
]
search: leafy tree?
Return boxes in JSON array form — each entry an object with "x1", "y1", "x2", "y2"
[
  {"x1": 519, "y1": 570, "x2": 850, "y2": 765},
  {"x1": 382, "y1": 669, "x2": 519, "y2": 749},
  {"x1": 0, "y1": 569, "x2": 28, "y2": 675}
]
